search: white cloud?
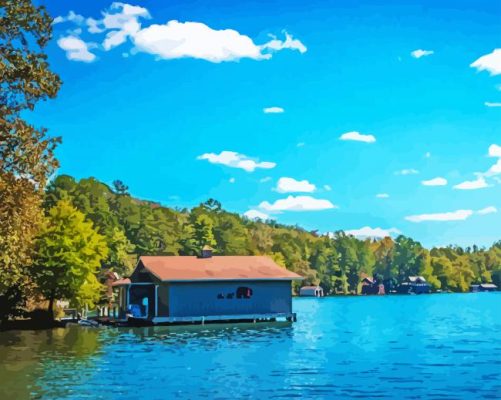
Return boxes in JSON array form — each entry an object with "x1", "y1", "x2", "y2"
[
  {"x1": 229, "y1": 177, "x2": 235, "y2": 183},
  {"x1": 477, "y1": 206, "x2": 497, "y2": 215},
  {"x1": 376, "y1": 193, "x2": 389, "y2": 198},
  {"x1": 425, "y1": 152, "x2": 431, "y2": 158},
  {"x1": 344, "y1": 226, "x2": 401, "y2": 239},
  {"x1": 453, "y1": 176, "x2": 489, "y2": 190},
  {"x1": 244, "y1": 210, "x2": 269, "y2": 220},
  {"x1": 405, "y1": 209, "x2": 473, "y2": 223},
  {"x1": 259, "y1": 195, "x2": 337, "y2": 212},
  {"x1": 471, "y1": 49, "x2": 501, "y2": 76},
  {"x1": 133, "y1": 21, "x2": 304, "y2": 62},
  {"x1": 474, "y1": 144, "x2": 501, "y2": 179},
  {"x1": 101, "y1": 2, "x2": 151, "y2": 50},
  {"x1": 53, "y1": 11, "x2": 85, "y2": 25},
  {"x1": 86, "y1": 17, "x2": 105, "y2": 33},
  {"x1": 56, "y1": 4, "x2": 305, "y2": 63},
  {"x1": 297, "y1": 142, "x2": 305, "y2": 147},
  {"x1": 57, "y1": 36, "x2": 96, "y2": 62},
  {"x1": 489, "y1": 144, "x2": 501, "y2": 157},
  {"x1": 485, "y1": 102, "x2": 501, "y2": 107},
  {"x1": 260, "y1": 32, "x2": 307, "y2": 54},
  {"x1": 339, "y1": 131, "x2": 376, "y2": 143},
  {"x1": 259, "y1": 176, "x2": 272, "y2": 183},
  {"x1": 421, "y1": 177, "x2": 447, "y2": 186},
  {"x1": 324, "y1": 184, "x2": 332, "y2": 191},
  {"x1": 197, "y1": 151, "x2": 276, "y2": 172},
  {"x1": 263, "y1": 106, "x2": 284, "y2": 113},
  {"x1": 485, "y1": 159, "x2": 501, "y2": 177},
  {"x1": 411, "y1": 49, "x2": 434, "y2": 58},
  {"x1": 276, "y1": 177, "x2": 316, "y2": 193},
  {"x1": 395, "y1": 169, "x2": 419, "y2": 175}
]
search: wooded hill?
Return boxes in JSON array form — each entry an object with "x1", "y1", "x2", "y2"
[{"x1": 45, "y1": 175, "x2": 501, "y2": 298}]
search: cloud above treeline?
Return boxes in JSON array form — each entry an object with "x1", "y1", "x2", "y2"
[
  {"x1": 405, "y1": 206, "x2": 497, "y2": 223},
  {"x1": 197, "y1": 151, "x2": 276, "y2": 172},
  {"x1": 411, "y1": 49, "x2": 434, "y2": 58},
  {"x1": 275, "y1": 177, "x2": 316, "y2": 193},
  {"x1": 344, "y1": 226, "x2": 401, "y2": 239},
  {"x1": 471, "y1": 49, "x2": 501, "y2": 76},
  {"x1": 395, "y1": 168, "x2": 419, "y2": 175},
  {"x1": 53, "y1": 2, "x2": 307, "y2": 63},
  {"x1": 243, "y1": 209, "x2": 270, "y2": 220},
  {"x1": 259, "y1": 195, "x2": 337, "y2": 212},
  {"x1": 339, "y1": 131, "x2": 376, "y2": 143},
  {"x1": 263, "y1": 107, "x2": 284, "y2": 114},
  {"x1": 421, "y1": 177, "x2": 447, "y2": 186}
]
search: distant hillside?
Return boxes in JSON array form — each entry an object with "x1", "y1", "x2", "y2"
[{"x1": 44, "y1": 175, "x2": 501, "y2": 293}]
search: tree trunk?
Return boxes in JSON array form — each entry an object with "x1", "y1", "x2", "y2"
[{"x1": 47, "y1": 289, "x2": 55, "y2": 321}]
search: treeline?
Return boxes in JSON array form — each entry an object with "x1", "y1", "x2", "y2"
[{"x1": 42, "y1": 175, "x2": 501, "y2": 297}]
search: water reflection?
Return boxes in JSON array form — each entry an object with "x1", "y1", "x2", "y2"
[
  {"x1": 0, "y1": 326, "x2": 103, "y2": 399},
  {"x1": 0, "y1": 294, "x2": 500, "y2": 399}
]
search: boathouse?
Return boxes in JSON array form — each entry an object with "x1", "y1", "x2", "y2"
[
  {"x1": 112, "y1": 252, "x2": 303, "y2": 324},
  {"x1": 470, "y1": 283, "x2": 498, "y2": 292},
  {"x1": 397, "y1": 276, "x2": 431, "y2": 294},
  {"x1": 299, "y1": 285, "x2": 324, "y2": 297},
  {"x1": 360, "y1": 277, "x2": 385, "y2": 295}
]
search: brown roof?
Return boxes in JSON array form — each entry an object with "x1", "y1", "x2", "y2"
[{"x1": 136, "y1": 256, "x2": 303, "y2": 282}]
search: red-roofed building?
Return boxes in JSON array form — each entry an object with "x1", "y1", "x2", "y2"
[{"x1": 112, "y1": 251, "x2": 303, "y2": 325}]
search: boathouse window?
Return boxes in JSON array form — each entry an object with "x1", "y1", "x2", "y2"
[{"x1": 236, "y1": 287, "x2": 253, "y2": 299}]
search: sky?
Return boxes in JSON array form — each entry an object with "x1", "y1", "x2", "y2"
[{"x1": 30, "y1": 0, "x2": 501, "y2": 248}]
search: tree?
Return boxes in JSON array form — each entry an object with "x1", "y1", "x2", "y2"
[
  {"x1": 112, "y1": 180, "x2": 129, "y2": 195},
  {"x1": 32, "y1": 200, "x2": 108, "y2": 319},
  {"x1": 191, "y1": 214, "x2": 216, "y2": 251},
  {"x1": 103, "y1": 227, "x2": 135, "y2": 276},
  {"x1": 0, "y1": 0, "x2": 61, "y2": 318}
]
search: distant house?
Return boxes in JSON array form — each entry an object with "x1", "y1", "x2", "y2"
[
  {"x1": 361, "y1": 277, "x2": 385, "y2": 295},
  {"x1": 397, "y1": 276, "x2": 431, "y2": 294},
  {"x1": 112, "y1": 251, "x2": 303, "y2": 324},
  {"x1": 470, "y1": 283, "x2": 498, "y2": 292},
  {"x1": 299, "y1": 286, "x2": 324, "y2": 297}
]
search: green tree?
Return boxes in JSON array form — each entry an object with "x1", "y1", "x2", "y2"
[
  {"x1": 33, "y1": 200, "x2": 108, "y2": 319},
  {"x1": 112, "y1": 179, "x2": 129, "y2": 195},
  {"x1": 0, "y1": 0, "x2": 61, "y2": 319},
  {"x1": 191, "y1": 214, "x2": 216, "y2": 251},
  {"x1": 103, "y1": 227, "x2": 135, "y2": 276}
]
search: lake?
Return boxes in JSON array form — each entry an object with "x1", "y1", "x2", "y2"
[{"x1": 1, "y1": 293, "x2": 500, "y2": 399}]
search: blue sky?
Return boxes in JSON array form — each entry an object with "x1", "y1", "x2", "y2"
[{"x1": 32, "y1": 0, "x2": 501, "y2": 247}]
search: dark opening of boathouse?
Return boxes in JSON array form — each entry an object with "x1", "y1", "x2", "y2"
[{"x1": 112, "y1": 253, "x2": 303, "y2": 324}]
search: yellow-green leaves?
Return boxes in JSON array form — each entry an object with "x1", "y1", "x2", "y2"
[{"x1": 33, "y1": 200, "x2": 108, "y2": 311}]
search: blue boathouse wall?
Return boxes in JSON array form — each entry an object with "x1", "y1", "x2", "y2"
[{"x1": 167, "y1": 280, "x2": 292, "y2": 317}]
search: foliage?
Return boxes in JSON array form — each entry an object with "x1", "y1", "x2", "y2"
[
  {"x1": 0, "y1": 0, "x2": 61, "y2": 307},
  {"x1": 40, "y1": 175, "x2": 501, "y2": 296},
  {"x1": 32, "y1": 200, "x2": 108, "y2": 318}
]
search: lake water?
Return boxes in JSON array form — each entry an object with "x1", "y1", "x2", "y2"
[{"x1": 1, "y1": 293, "x2": 500, "y2": 399}]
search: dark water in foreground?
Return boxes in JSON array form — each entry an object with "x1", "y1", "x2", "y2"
[{"x1": 1, "y1": 293, "x2": 500, "y2": 399}]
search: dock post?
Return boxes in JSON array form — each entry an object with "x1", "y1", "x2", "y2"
[{"x1": 202, "y1": 316, "x2": 205, "y2": 325}]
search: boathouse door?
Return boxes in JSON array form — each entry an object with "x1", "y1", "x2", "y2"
[{"x1": 129, "y1": 284, "x2": 156, "y2": 318}]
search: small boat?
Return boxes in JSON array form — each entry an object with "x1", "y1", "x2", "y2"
[{"x1": 78, "y1": 319, "x2": 100, "y2": 327}]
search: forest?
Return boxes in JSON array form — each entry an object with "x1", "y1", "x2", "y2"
[{"x1": 41, "y1": 175, "x2": 501, "y2": 299}]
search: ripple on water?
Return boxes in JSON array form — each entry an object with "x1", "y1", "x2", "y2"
[{"x1": 0, "y1": 293, "x2": 500, "y2": 399}]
